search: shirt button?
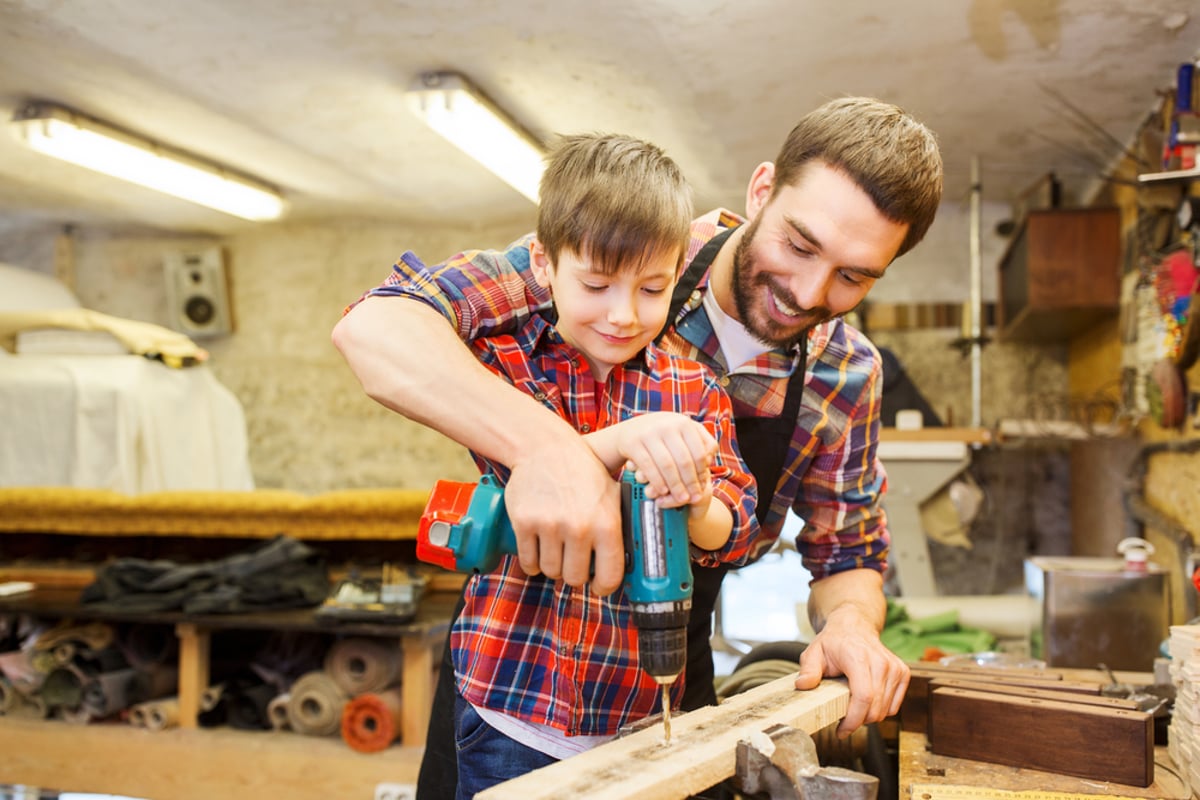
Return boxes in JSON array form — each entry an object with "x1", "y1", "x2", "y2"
[
  {"x1": 690, "y1": 290, "x2": 701, "y2": 302},
  {"x1": 580, "y1": 424, "x2": 591, "y2": 432},
  {"x1": 533, "y1": 391, "x2": 547, "y2": 401},
  {"x1": 719, "y1": 376, "x2": 730, "y2": 387}
]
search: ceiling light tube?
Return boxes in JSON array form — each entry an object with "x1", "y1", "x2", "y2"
[
  {"x1": 10, "y1": 103, "x2": 286, "y2": 221},
  {"x1": 405, "y1": 72, "x2": 546, "y2": 203}
]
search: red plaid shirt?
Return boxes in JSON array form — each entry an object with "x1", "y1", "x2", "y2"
[{"x1": 445, "y1": 311, "x2": 758, "y2": 735}]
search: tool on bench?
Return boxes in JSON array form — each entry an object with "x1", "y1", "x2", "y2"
[
  {"x1": 733, "y1": 723, "x2": 879, "y2": 800},
  {"x1": 417, "y1": 469, "x2": 693, "y2": 742},
  {"x1": 315, "y1": 562, "x2": 425, "y2": 624}
]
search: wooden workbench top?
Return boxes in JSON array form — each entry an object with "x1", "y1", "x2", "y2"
[{"x1": 900, "y1": 730, "x2": 1189, "y2": 799}]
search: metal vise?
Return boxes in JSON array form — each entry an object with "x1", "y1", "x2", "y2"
[{"x1": 733, "y1": 724, "x2": 878, "y2": 800}]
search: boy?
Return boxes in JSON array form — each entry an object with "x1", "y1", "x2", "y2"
[{"x1": 379, "y1": 133, "x2": 759, "y2": 796}]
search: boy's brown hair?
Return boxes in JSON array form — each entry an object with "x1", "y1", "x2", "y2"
[
  {"x1": 773, "y1": 96, "x2": 944, "y2": 259},
  {"x1": 536, "y1": 133, "x2": 693, "y2": 275}
]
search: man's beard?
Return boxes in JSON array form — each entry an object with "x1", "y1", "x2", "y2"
[{"x1": 731, "y1": 217, "x2": 834, "y2": 350}]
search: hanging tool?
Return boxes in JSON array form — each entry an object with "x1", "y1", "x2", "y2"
[{"x1": 417, "y1": 469, "x2": 693, "y2": 741}]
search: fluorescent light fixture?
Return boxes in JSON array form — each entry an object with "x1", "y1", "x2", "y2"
[
  {"x1": 405, "y1": 72, "x2": 546, "y2": 203},
  {"x1": 10, "y1": 103, "x2": 286, "y2": 221}
]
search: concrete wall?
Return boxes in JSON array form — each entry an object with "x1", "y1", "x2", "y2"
[{"x1": 0, "y1": 199, "x2": 1055, "y2": 496}]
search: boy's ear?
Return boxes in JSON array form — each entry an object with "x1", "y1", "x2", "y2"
[{"x1": 530, "y1": 238, "x2": 553, "y2": 289}]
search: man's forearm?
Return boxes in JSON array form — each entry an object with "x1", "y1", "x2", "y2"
[
  {"x1": 332, "y1": 296, "x2": 579, "y2": 466},
  {"x1": 806, "y1": 568, "x2": 887, "y2": 634}
]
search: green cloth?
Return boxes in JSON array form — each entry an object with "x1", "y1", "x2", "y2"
[{"x1": 880, "y1": 598, "x2": 996, "y2": 662}]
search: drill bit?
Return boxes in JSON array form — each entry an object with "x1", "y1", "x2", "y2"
[{"x1": 661, "y1": 684, "x2": 672, "y2": 743}]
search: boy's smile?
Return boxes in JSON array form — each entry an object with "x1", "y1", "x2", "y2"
[{"x1": 531, "y1": 241, "x2": 680, "y2": 381}]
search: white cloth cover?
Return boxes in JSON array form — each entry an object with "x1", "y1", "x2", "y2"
[{"x1": 0, "y1": 354, "x2": 254, "y2": 492}]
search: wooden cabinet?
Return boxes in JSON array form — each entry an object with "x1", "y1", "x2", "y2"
[{"x1": 998, "y1": 207, "x2": 1122, "y2": 342}]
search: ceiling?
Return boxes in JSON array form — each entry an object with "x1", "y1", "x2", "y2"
[{"x1": 0, "y1": 0, "x2": 1197, "y2": 236}]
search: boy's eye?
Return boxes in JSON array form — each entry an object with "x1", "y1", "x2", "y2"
[
  {"x1": 642, "y1": 286, "x2": 667, "y2": 296},
  {"x1": 582, "y1": 282, "x2": 608, "y2": 293}
]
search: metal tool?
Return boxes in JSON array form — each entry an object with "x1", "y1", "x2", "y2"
[
  {"x1": 733, "y1": 724, "x2": 878, "y2": 800},
  {"x1": 417, "y1": 469, "x2": 693, "y2": 740}
]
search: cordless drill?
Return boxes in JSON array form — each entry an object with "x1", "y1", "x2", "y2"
[{"x1": 417, "y1": 470, "x2": 693, "y2": 736}]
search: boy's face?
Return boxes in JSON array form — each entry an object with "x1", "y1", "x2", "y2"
[{"x1": 531, "y1": 241, "x2": 679, "y2": 381}]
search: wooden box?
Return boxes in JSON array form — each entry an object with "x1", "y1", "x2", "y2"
[{"x1": 998, "y1": 207, "x2": 1121, "y2": 342}]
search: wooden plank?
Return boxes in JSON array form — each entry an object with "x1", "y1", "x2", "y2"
[
  {"x1": 902, "y1": 664, "x2": 1102, "y2": 733},
  {"x1": 928, "y1": 687, "x2": 1154, "y2": 787},
  {"x1": 928, "y1": 678, "x2": 1141, "y2": 711},
  {"x1": 174, "y1": 622, "x2": 211, "y2": 729},
  {"x1": 478, "y1": 675, "x2": 849, "y2": 800}
]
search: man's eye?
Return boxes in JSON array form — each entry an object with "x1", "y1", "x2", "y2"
[
  {"x1": 789, "y1": 240, "x2": 812, "y2": 256},
  {"x1": 838, "y1": 271, "x2": 864, "y2": 286}
]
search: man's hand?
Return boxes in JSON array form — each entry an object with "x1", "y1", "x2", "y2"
[
  {"x1": 504, "y1": 433, "x2": 625, "y2": 595},
  {"x1": 334, "y1": 299, "x2": 631, "y2": 593},
  {"x1": 794, "y1": 569, "x2": 908, "y2": 737}
]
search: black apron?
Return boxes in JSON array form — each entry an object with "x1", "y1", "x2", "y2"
[{"x1": 658, "y1": 226, "x2": 808, "y2": 711}]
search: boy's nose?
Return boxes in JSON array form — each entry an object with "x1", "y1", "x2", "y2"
[{"x1": 608, "y1": 295, "x2": 637, "y2": 326}]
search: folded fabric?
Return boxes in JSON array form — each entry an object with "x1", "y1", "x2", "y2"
[
  {"x1": 80, "y1": 535, "x2": 329, "y2": 614},
  {"x1": 880, "y1": 598, "x2": 996, "y2": 663},
  {"x1": 0, "y1": 308, "x2": 207, "y2": 368}
]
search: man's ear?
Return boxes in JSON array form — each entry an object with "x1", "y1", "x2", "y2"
[
  {"x1": 530, "y1": 238, "x2": 553, "y2": 289},
  {"x1": 746, "y1": 162, "x2": 775, "y2": 220}
]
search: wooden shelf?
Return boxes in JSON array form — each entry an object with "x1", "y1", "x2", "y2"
[
  {"x1": 0, "y1": 588, "x2": 457, "y2": 799},
  {"x1": 997, "y1": 207, "x2": 1121, "y2": 343},
  {"x1": 1138, "y1": 165, "x2": 1200, "y2": 184}
]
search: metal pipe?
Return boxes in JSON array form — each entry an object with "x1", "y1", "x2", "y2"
[{"x1": 969, "y1": 156, "x2": 983, "y2": 427}]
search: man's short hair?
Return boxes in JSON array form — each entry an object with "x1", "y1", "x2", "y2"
[
  {"x1": 773, "y1": 97, "x2": 944, "y2": 258},
  {"x1": 537, "y1": 133, "x2": 693, "y2": 274}
]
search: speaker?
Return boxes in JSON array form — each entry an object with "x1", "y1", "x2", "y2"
[{"x1": 163, "y1": 247, "x2": 233, "y2": 338}]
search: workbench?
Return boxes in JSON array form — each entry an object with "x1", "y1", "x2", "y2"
[
  {"x1": 899, "y1": 730, "x2": 1189, "y2": 799},
  {"x1": 898, "y1": 668, "x2": 1191, "y2": 799}
]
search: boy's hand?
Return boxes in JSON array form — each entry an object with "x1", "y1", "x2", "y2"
[{"x1": 610, "y1": 412, "x2": 717, "y2": 507}]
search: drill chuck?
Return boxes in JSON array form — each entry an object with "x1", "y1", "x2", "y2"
[{"x1": 631, "y1": 600, "x2": 690, "y2": 682}]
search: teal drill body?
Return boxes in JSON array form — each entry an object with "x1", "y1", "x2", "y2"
[{"x1": 417, "y1": 470, "x2": 694, "y2": 684}]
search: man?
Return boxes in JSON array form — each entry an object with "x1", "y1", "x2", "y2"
[{"x1": 333, "y1": 96, "x2": 943, "y2": 794}]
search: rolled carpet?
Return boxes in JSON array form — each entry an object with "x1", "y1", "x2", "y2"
[
  {"x1": 324, "y1": 638, "x2": 400, "y2": 696},
  {"x1": 130, "y1": 696, "x2": 180, "y2": 731},
  {"x1": 341, "y1": 686, "x2": 403, "y2": 753},
  {"x1": 267, "y1": 692, "x2": 291, "y2": 731},
  {"x1": 286, "y1": 670, "x2": 348, "y2": 737}
]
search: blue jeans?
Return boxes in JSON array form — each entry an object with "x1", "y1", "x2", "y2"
[{"x1": 454, "y1": 692, "x2": 558, "y2": 799}]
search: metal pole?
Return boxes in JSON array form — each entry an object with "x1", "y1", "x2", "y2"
[{"x1": 969, "y1": 156, "x2": 983, "y2": 428}]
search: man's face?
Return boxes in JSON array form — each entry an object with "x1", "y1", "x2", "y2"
[
  {"x1": 731, "y1": 162, "x2": 909, "y2": 348},
  {"x1": 531, "y1": 243, "x2": 679, "y2": 380}
]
